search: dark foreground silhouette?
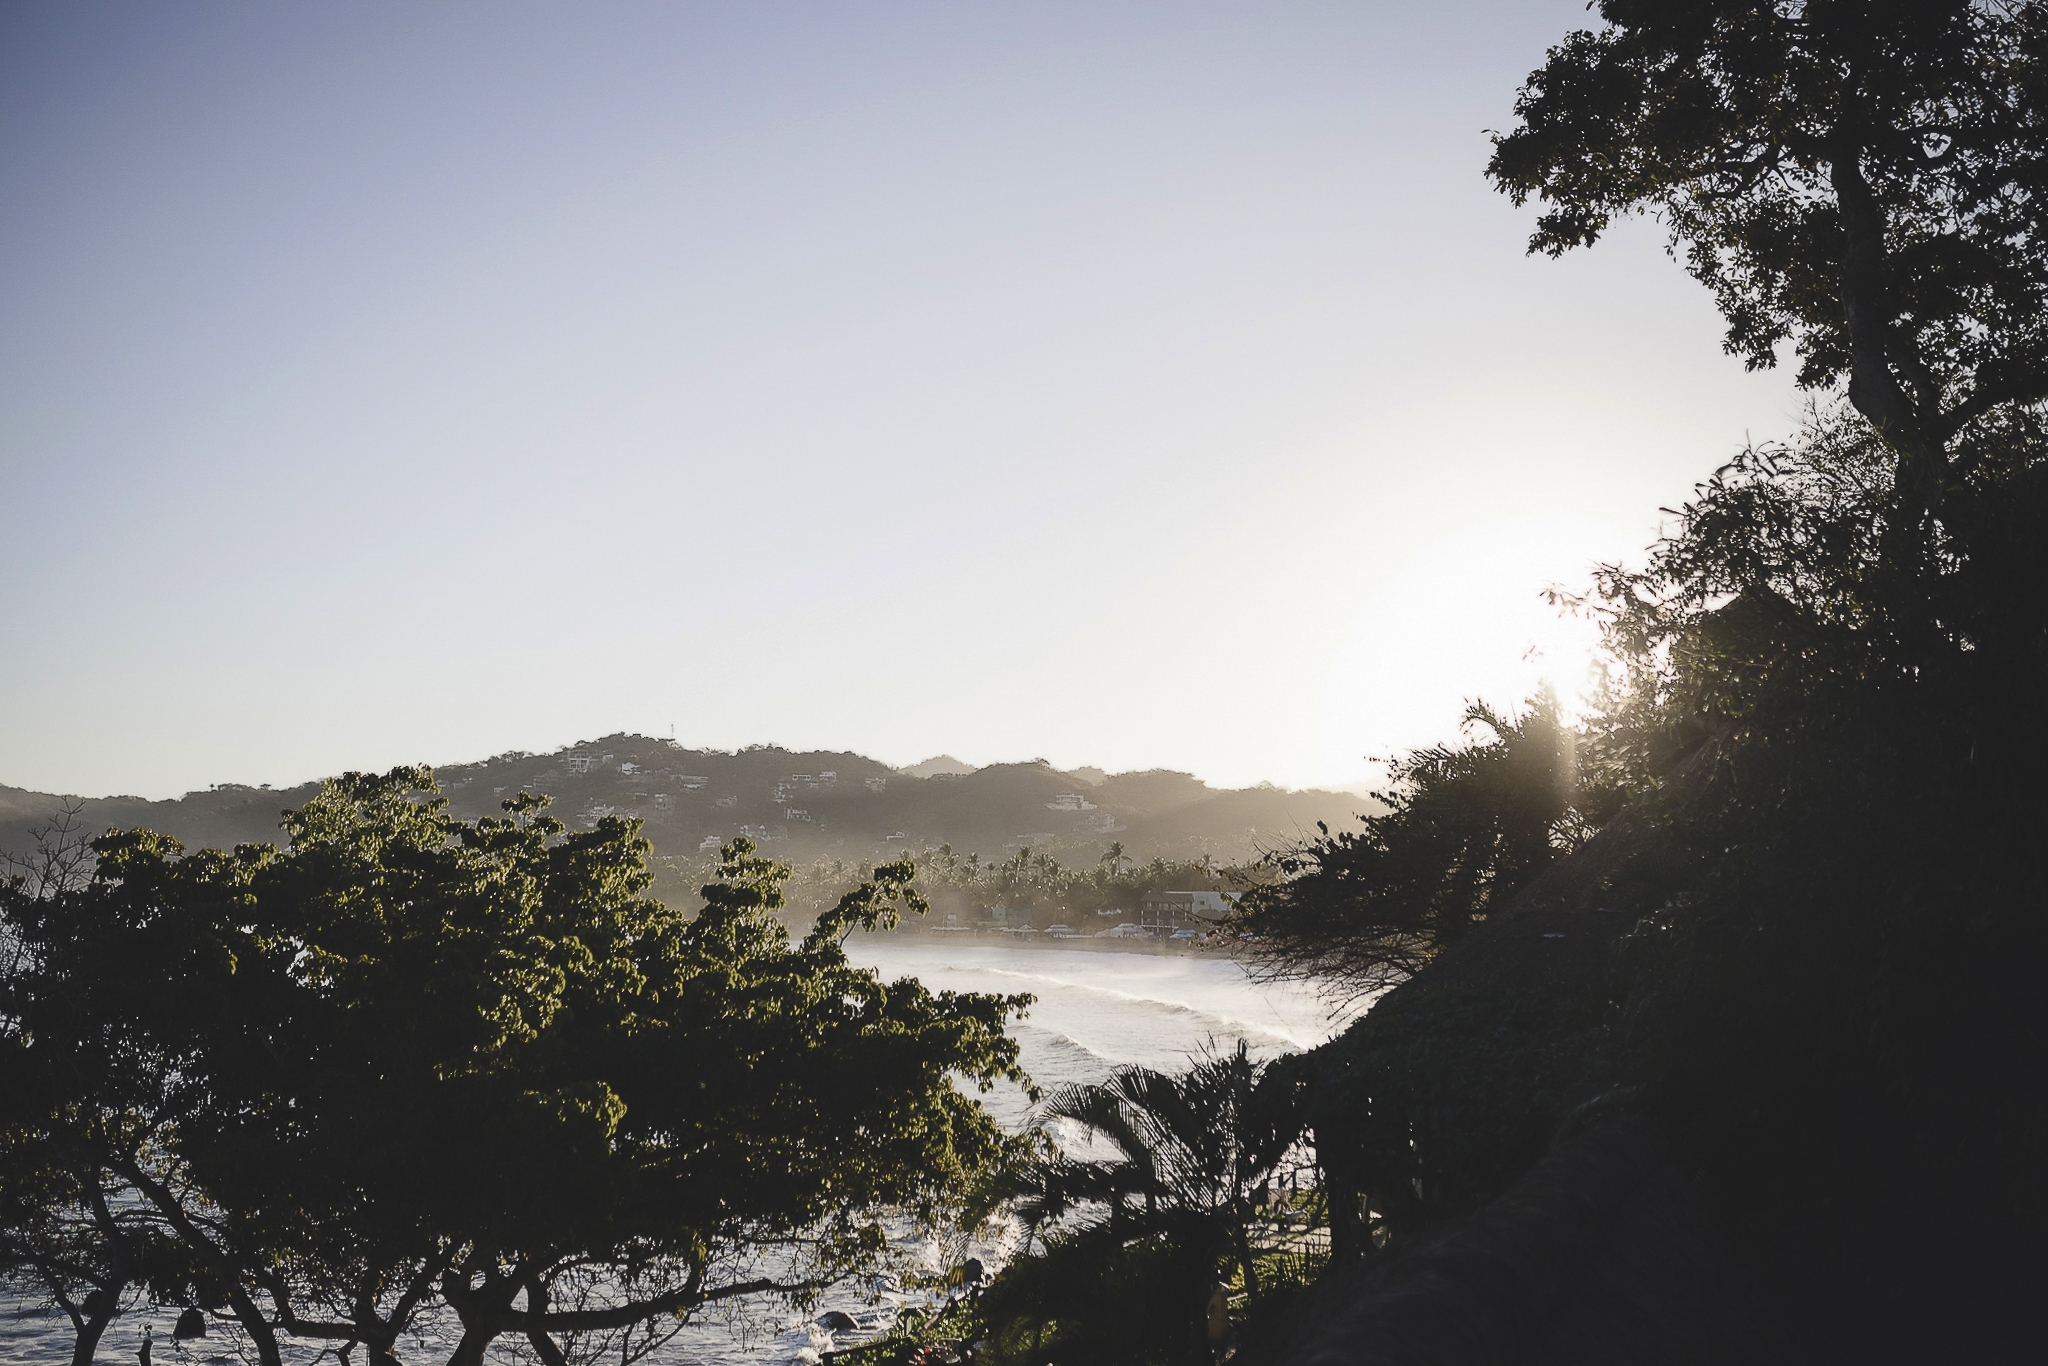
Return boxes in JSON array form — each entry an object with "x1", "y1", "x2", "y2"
[{"x1": 1275, "y1": 1120, "x2": 1796, "y2": 1366}]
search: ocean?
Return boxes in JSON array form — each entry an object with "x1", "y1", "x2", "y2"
[
  {"x1": 2, "y1": 941, "x2": 1356, "y2": 1366},
  {"x1": 843, "y1": 939, "x2": 1358, "y2": 1128}
]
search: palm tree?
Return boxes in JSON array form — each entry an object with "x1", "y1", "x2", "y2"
[{"x1": 970, "y1": 1042, "x2": 1308, "y2": 1364}]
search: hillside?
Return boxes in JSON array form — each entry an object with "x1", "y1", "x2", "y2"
[{"x1": 0, "y1": 736, "x2": 1366, "y2": 870}]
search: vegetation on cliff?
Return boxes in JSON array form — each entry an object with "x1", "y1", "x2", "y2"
[
  {"x1": 1218, "y1": 3, "x2": 2048, "y2": 1360},
  {"x1": 924, "y1": 5, "x2": 2048, "y2": 1361}
]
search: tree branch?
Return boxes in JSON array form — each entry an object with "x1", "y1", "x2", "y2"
[
  {"x1": 1828, "y1": 135, "x2": 1926, "y2": 451},
  {"x1": 493, "y1": 1274, "x2": 813, "y2": 1334}
]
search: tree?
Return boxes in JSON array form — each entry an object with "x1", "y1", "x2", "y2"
[
  {"x1": 1, "y1": 770, "x2": 1036, "y2": 1366},
  {"x1": 970, "y1": 1042, "x2": 1309, "y2": 1366},
  {"x1": 1274, "y1": 409, "x2": 2048, "y2": 1361},
  {"x1": 1486, "y1": 1, "x2": 2048, "y2": 546},
  {"x1": 1230, "y1": 688, "x2": 1592, "y2": 1005},
  {"x1": 0, "y1": 802, "x2": 213, "y2": 1366},
  {"x1": 901, "y1": 840, "x2": 1234, "y2": 929}
]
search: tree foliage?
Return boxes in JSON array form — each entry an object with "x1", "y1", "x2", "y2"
[
  {"x1": 1249, "y1": 0, "x2": 2048, "y2": 1014},
  {"x1": 0, "y1": 804, "x2": 200, "y2": 1366},
  {"x1": 1563, "y1": 397, "x2": 2048, "y2": 806},
  {"x1": 968, "y1": 1042, "x2": 1310, "y2": 1366},
  {"x1": 1229, "y1": 688, "x2": 1594, "y2": 1004},
  {"x1": 1275, "y1": 401, "x2": 2048, "y2": 1360},
  {"x1": 1189, "y1": 7, "x2": 2048, "y2": 1360},
  {"x1": 1487, "y1": 0, "x2": 2048, "y2": 535},
  {"x1": 1, "y1": 771, "x2": 1034, "y2": 1366},
  {"x1": 902, "y1": 843, "x2": 1238, "y2": 928}
]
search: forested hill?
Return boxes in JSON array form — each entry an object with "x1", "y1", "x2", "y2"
[{"x1": 0, "y1": 736, "x2": 1365, "y2": 868}]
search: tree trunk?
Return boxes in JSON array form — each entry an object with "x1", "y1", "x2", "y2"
[
  {"x1": 361, "y1": 1322, "x2": 403, "y2": 1363},
  {"x1": 68, "y1": 1296, "x2": 119, "y2": 1366},
  {"x1": 521, "y1": 1275, "x2": 570, "y2": 1366},
  {"x1": 446, "y1": 1325, "x2": 500, "y2": 1366},
  {"x1": 66, "y1": 1176, "x2": 134, "y2": 1366},
  {"x1": 223, "y1": 1286, "x2": 285, "y2": 1366},
  {"x1": 1828, "y1": 133, "x2": 1951, "y2": 567},
  {"x1": 1323, "y1": 1165, "x2": 1364, "y2": 1265},
  {"x1": 119, "y1": 1160, "x2": 283, "y2": 1366},
  {"x1": 441, "y1": 1264, "x2": 515, "y2": 1366},
  {"x1": 524, "y1": 1325, "x2": 571, "y2": 1366}
]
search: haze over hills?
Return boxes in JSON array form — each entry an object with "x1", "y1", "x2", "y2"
[
  {"x1": 0, "y1": 735, "x2": 1369, "y2": 869},
  {"x1": 900, "y1": 755, "x2": 980, "y2": 780}
]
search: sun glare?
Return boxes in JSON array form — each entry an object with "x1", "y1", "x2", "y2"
[{"x1": 1316, "y1": 516, "x2": 1610, "y2": 790}]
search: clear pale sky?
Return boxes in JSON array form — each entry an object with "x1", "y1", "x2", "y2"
[{"x1": 1, "y1": 2, "x2": 1802, "y2": 800}]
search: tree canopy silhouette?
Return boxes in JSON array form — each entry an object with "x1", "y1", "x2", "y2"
[
  {"x1": 1486, "y1": 0, "x2": 2048, "y2": 543},
  {"x1": 1230, "y1": 688, "x2": 1594, "y2": 1005},
  {"x1": 968, "y1": 1041, "x2": 1309, "y2": 1366}
]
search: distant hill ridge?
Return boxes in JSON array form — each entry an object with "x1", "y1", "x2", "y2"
[
  {"x1": 900, "y1": 754, "x2": 979, "y2": 779},
  {"x1": 0, "y1": 736, "x2": 1368, "y2": 867}
]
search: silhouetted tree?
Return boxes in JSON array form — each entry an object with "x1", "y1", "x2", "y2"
[
  {"x1": 1487, "y1": 0, "x2": 2048, "y2": 557},
  {"x1": 971, "y1": 1042, "x2": 1309, "y2": 1366},
  {"x1": 1231, "y1": 688, "x2": 1589, "y2": 1004}
]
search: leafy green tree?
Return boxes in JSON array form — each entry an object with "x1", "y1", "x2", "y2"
[
  {"x1": 0, "y1": 803, "x2": 241, "y2": 1366},
  {"x1": 1486, "y1": 0, "x2": 2048, "y2": 546},
  {"x1": 1, "y1": 771, "x2": 1035, "y2": 1366},
  {"x1": 0, "y1": 1147, "x2": 204, "y2": 1366}
]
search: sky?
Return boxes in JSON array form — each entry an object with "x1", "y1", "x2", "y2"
[{"x1": 0, "y1": 1, "x2": 1805, "y2": 801}]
